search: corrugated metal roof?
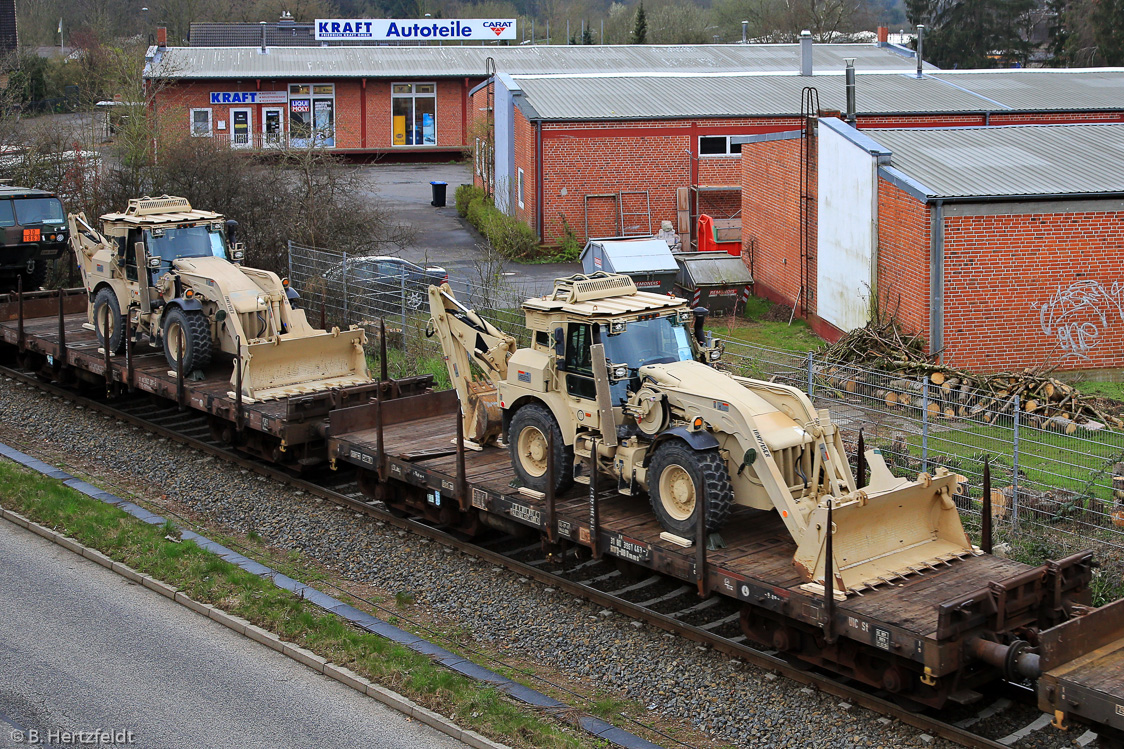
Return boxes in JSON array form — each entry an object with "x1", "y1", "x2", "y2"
[
  {"x1": 146, "y1": 43, "x2": 926, "y2": 79},
  {"x1": 868, "y1": 124, "x2": 1124, "y2": 199},
  {"x1": 509, "y1": 69, "x2": 1124, "y2": 120}
]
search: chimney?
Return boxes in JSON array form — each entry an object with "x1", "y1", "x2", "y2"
[
  {"x1": 800, "y1": 30, "x2": 813, "y2": 76},
  {"x1": 742, "y1": 20, "x2": 748, "y2": 44},
  {"x1": 877, "y1": 26, "x2": 888, "y2": 44},
  {"x1": 844, "y1": 59, "x2": 857, "y2": 126},
  {"x1": 260, "y1": 21, "x2": 267, "y2": 53},
  {"x1": 156, "y1": 26, "x2": 167, "y2": 47},
  {"x1": 915, "y1": 24, "x2": 925, "y2": 77}
]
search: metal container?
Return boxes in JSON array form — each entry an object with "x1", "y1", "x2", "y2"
[
  {"x1": 674, "y1": 251, "x2": 753, "y2": 314},
  {"x1": 579, "y1": 237, "x2": 679, "y2": 294}
]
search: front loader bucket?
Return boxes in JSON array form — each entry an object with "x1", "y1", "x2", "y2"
[
  {"x1": 234, "y1": 328, "x2": 371, "y2": 401},
  {"x1": 795, "y1": 455, "x2": 976, "y2": 593}
]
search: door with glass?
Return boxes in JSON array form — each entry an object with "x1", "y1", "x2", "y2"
[
  {"x1": 231, "y1": 108, "x2": 252, "y2": 148},
  {"x1": 263, "y1": 107, "x2": 283, "y2": 147}
]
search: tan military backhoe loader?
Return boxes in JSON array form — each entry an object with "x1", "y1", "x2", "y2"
[
  {"x1": 69, "y1": 195, "x2": 370, "y2": 401},
  {"x1": 429, "y1": 273, "x2": 977, "y2": 594}
]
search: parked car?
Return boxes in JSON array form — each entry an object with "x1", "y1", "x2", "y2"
[{"x1": 322, "y1": 255, "x2": 448, "y2": 311}]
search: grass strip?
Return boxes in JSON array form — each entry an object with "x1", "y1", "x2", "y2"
[{"x1": 0, "y1": 459, "x2": 595, "y2": 749}]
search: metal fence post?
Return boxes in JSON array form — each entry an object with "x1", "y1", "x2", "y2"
[
  {"x1": 921, "y1": 377, "x2": 929, "y2": 474},
  {"x1": 341, "y1": 250, "x2": 349, "y2": 327},
  {"x1": 806, "y1": 351, "x2": 814, "y2": 397},
  {"x1": 1011, "y1": 394, "x2": 1020, "y2": 531},
  {"x1": 400, "y1": 270, "x2": 407, "y2": 338}
]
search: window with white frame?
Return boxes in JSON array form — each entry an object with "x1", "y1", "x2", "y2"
[
  {"x1": 699, "y1": 136, "x2": 742, "y2": 156},
  {"x1": 392, "y1": 82, "x2": 437, "y2": 146},
  {"x1": 517, "y1": 168, "x2": 525, "y2": 208},
  {"x1": 190, "y1": 108, "x2": 212, "y2": 137}
]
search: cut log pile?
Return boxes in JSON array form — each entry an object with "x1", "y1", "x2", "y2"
[{"x1": 817, "y1": 320, "x2": 1123, "y2": 431}]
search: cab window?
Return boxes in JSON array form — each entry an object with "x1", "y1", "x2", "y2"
[
  {"x1": 13, "y1": 197, "x2": 65, "y2": 225},
  {"x1": 0, "y1": 201, "x2": 14, "y2": 227},
  {"x1": 565, "y1": 323, "x2": 596, "y2": 400}
]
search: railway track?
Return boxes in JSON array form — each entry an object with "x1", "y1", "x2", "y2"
[{"x1": 0, "y1": 363, "x2": 1090, "y2": 749}]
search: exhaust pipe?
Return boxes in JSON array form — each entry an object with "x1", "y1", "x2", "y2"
[
  {"x1": 693, "y1": 307, "x2": 709, "y2": 345},
  {"x1": 844, "y1": 58, "x2": 856, "y2": 126},
  {"x1": 800, "y1": 30, "x2": 813, "y2": 76},
  {"x1": 915, "y1": 24, "x2": 925, "y2": 78}
]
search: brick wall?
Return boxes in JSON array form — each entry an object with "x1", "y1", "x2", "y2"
[
  {"x1": 875, "y1": 179, "x2": 931, "y2": 341},
  {"x1": 153, "y1": 77, "x2": 475, "y2": 152},
  {"x1": 512, "y1": 107, "x2": 537, "y2": 229},
  {"x1": 942, "y1": 208, "x2": 1124, "y2": 372},
  {"x1": 740, "y1": 136, "x2": 810, "y2": 311},
  {"x1": 537, "y1": 119, "x2": 802, "y2": 244}
]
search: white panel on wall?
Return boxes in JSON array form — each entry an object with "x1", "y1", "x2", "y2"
[{"x1": 816, "y1": 120, "x2": 877, "y2": 332}]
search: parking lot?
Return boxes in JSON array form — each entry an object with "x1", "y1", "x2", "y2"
[{"x1": 352, "y1": 162, "x2": 580, "y2": 295}]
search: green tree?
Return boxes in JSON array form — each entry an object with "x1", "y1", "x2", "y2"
[
  {"x1": 631, "y1": 1, "x2": 648, "y2": 43},
  {"x1": 1090, "y1": 0, "x2": 1124, "y2": 63},
  {"x1": 907, "y1": 0, "x2": 1036, "y2": 67},
  {"x1": 582, "y1": 21, "x2": 594, "y2": 43}
]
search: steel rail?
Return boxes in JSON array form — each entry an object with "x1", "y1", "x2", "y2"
[{"x1": 0, "y1": 363, "x2": 1015, "y2": 749}]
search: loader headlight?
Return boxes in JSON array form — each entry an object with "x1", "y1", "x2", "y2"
[
  {"x1": 708, "y1": 348, "x2": 722, "y2": 362},
  {"x1": 609, "y1": 320, "x2": 627, "y2": 334},
  {"x1": 690, "y1": 416, "x2": 706, "y2": 431},
  {"x1": 232, "y1": 249, "x2": 245, "y2": 262},
  {"x1": 256, "y1": 295, "x2": 266, "y2": 307},
  {"x1": 611, "y1": 364, "x2": 629, "y2": 381},
  {"x1": 679, "y1": 309, "x2": 693, "y2": 323}
]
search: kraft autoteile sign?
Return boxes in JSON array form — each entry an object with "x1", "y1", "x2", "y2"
[{"x1": 314, "y1": 19, "x2": 516, "y2": 41}]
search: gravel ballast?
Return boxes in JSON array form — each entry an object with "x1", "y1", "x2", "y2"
[{"x1": 0, "y1": 378, "x2": 1075, "y2": 749}]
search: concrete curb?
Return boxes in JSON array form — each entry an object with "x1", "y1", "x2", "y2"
[
  {"x1": 0, "y1": 507, "x2": 508, "y2": 749},
  {"x1": 0, "y1": 441, "x2": 663, "y2": 749}
]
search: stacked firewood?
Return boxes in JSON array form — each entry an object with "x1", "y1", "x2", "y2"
[{"x1": 817, "y1": 321, "x2": 1123, "y2": 431}]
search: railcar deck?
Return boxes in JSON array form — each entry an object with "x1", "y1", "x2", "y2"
[
  {"x1": 327, "y1": 389, "x2": 1066, "y2": 681},
  {"x1": 0, "y1": 290, "x2": 429, "y2": 462}
]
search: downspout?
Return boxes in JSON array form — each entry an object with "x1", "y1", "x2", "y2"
[
  {"x1": 929, "y1": 200, "x2": 944, "y2": 361},
  {"x1": 462, "y1": 77, "x2": 469, "y2": 146},
  {"x1": 361, "y1": 78, "x2": 367, "y2": 150},
  {"x1": 535, "y1": 120, "x2": 544, "y2": 243},
  {"x1": 256, "y1": 79, "x2": 262, "y2": 149}
]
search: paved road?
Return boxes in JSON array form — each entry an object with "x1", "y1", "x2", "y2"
[
  {"x1": 0, "y1": 519, "x2": 470, "y2": 749},
  {"x1": 356, "y1": 163, "x2": 581, "y2": 296}
]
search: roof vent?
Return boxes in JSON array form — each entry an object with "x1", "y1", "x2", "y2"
[
  {"x1": 126, "y1": 195, "x2": 192, "y2": 216},
  {"x1": 800, "y1": 30, "x2": 813, "y2": 76},
  {"x1": 552, "y1": 273, "x2": 637, "y2": 303}
]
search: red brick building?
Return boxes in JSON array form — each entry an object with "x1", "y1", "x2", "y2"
[
  {"x1": 742, "y1": 118, "x2": 1124, "y2": 373},
  {"x1": 487, "y1": 68, "x2": 1124, "y2": 247},
  {"x1": 143, "y1": 40, "x2": 922, "y2": 159}
]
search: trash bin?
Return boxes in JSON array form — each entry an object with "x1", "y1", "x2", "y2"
[
  {"x1": 674, "y1": 251, "x2": 753, "y2": 314},
  {"x1": 430, "y1": 181, "x2": 447, "y2": 207},
  {"x1": 579, "y1": 236, "x2": 679, "y2": 294}
]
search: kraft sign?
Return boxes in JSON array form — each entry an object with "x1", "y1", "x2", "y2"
[
  {"x1": 210, "y1": 91, "x2": 287, "y2": 105},
  {"x1": 314, "y1": 19, "x2": 516, "y2": 41}
]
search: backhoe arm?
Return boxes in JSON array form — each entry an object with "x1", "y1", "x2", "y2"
[{"x1": 427, "y1": 283, "x2": 518, "y2": 444}]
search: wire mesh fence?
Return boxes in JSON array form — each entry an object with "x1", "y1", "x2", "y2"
[{"x1": 289, "y1": 241, "x2": 1124, "y2": 559}]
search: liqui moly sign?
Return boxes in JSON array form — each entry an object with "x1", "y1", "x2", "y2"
[{"x1": 314, "y1": 19, "x2": 517, "y2": 41}]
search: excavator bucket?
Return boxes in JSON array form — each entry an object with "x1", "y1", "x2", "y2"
[
  {"x1": 234, "y1": 328, "x2": 370, "y2": 401},
  {"x1": 795, "y1": 452, "x2": 977, "y2": 593}
]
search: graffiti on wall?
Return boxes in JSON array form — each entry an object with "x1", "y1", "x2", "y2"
[{"x1": 1038, "y1": 280, "x2": 1124, "y2": 359}]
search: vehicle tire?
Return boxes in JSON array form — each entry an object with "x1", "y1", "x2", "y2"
[
  {"x1": 92, "y1": 287, "x2": 126, "y2": 355},
  {"x1": 509, "y1": 403, "x2": 574, "y2": 494},
  {"x1": 648, "y1": 441, "x2": 733, "y2": 539},
  {"x1": 162, "y1": 307, "x2": 212, "y2": 374}
]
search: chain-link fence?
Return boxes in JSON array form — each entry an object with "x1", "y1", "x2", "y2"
[{"x1": 289, "y1": 241, "x2": 1124, "y2": 559}]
